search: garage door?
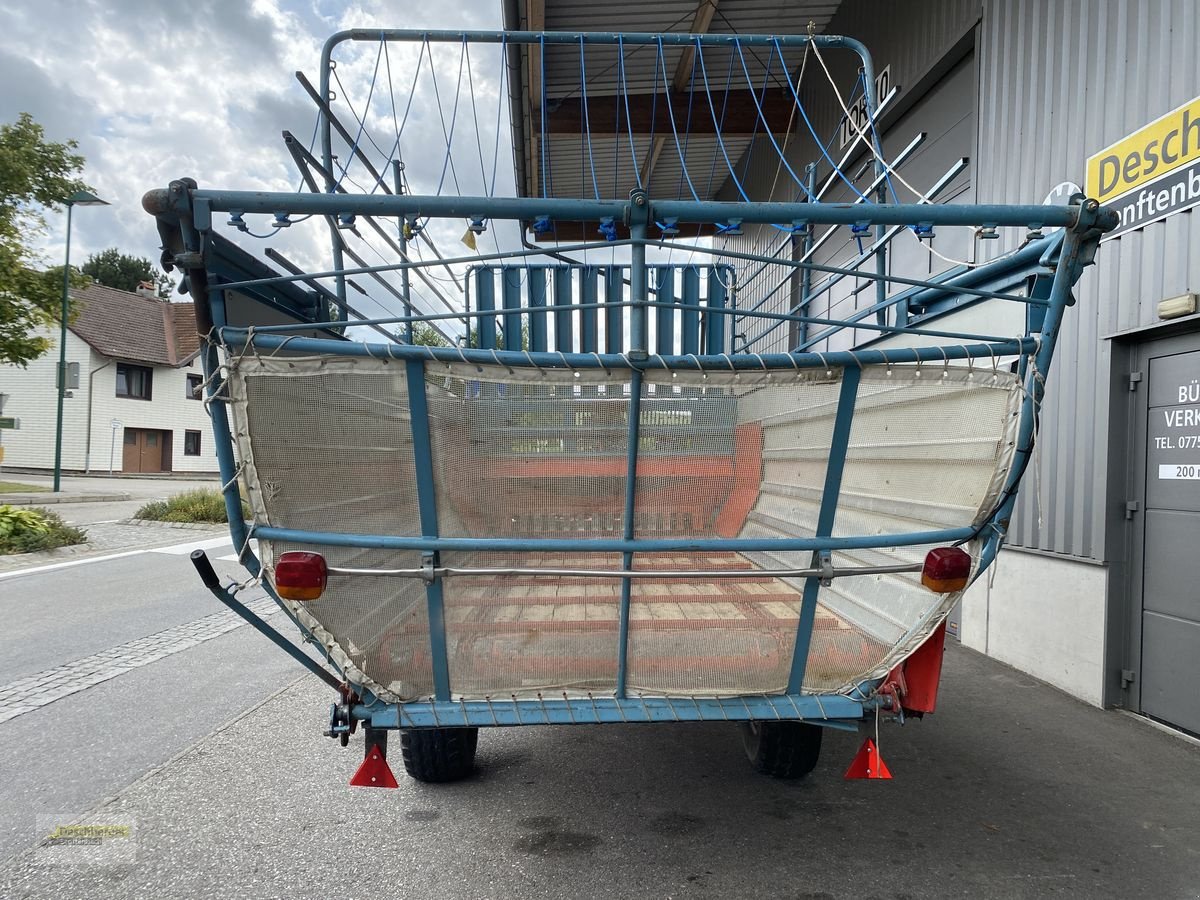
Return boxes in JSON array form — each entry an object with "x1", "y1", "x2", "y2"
[{"x1": 1134, "y1": 336, "x2": 1200, "y2": 734}]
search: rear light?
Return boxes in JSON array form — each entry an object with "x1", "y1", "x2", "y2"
[
  {"x1": 921, "y1": 547, "x2": 972, "y2": 593},
  {"x1": 275, "y1": 551, "x2": 328, "y2": 601}
]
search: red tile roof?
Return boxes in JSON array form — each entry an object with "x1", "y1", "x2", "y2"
[{"x1": 67, "y1": 282, "x2": 199, "y2": 367}]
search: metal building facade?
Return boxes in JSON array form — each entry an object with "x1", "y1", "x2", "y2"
[{"x1": 708, "y1": 0, "x2": 1200, "y2": 714}]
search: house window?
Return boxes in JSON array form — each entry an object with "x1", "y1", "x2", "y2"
[
  {"x1": 186, "y1": 373, "x2": 204, "y2": 400},
  {"x1": 116, "y1": 364, "x2": 153, "y2": 400},
  {"x1": 184, "y1": 430, "x2": 202, "y2": 456}
]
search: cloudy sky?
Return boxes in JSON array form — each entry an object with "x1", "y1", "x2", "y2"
[{"x1": 2, "y1": 0, "x2": 519, "y2": 325}]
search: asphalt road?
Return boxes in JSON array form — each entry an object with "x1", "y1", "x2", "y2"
[
  {"x1": 0, "y1": 534, "x2": 311, "y2": 863},
  {"x1": 0, "y1": 499, "x2": 1198, "y2": 898},
  {"x1": 0, "y1": 644, "x2": 1197, "y2": 899}
]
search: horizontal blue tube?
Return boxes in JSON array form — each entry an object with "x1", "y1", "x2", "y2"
[
  {"x1": 217, "y1": 298, "x2": 1016, "y2": 345},
  {"x1": 192, "y1": 190, "x2": 1087, "y2": 230},
  {"x1": 328, "y1": 29, "x2": 871, "y2": 49},
  {"x1": 251, "y1": 524, "x2": 975, "y2": 553},
  {"x1": 356, "y1": 693, "x2": 875, "y2": 729},
  {"x1": 220, "y1": 328, "x2": 1037, "y2": 368}
]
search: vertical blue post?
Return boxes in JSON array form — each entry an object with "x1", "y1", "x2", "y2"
[
  {"x1": 798, "y1": 163, "x2": 817, "y2": 348},
  {"x1": 655, "y1": 266, "x2": 675, "y2": 356},
  {"x1": 605, "y1": 266, "x2": 624, "y2": 353},
  {"x1": 406, "y1": 358, "x2": 452, "y2": 701},
  {"x1": 475, "y1": 268, "x2": 496, "y2": 350},
  {"x1": 553, "y1": 265, "x2": 573, "y2": 352},
  {"x1": 629, "y1": 223, "x2": 649, "y2": 356},
  {"x1": 392, "y1": 160, "x2": 413, "y2": 343},
  {"x1": 502, "y1": 266, "x2": 523, "y2": 350},
  {"x1": 528, "y1": 266, "x2": 548, "y2": 352},
  {"x1": 680, "y1": 265, "x2": 701, "y2": 355},
  {"x1": 705, "y1": 267, "x2": 727, "y2": 355},
  {"x1": 785, "y1": 366, "x2": 861, "y2": 694},
  {"x1": 616, "y1": 368, "x2": 644, "y2": 698},
  {"x1": 580, "y1": 266, "x2": 599, "y2": 352}
]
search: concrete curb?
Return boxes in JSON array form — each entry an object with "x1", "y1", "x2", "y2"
[
  {"x1": 115, "y1": 518, "x2": 232, "y2": 532},
  {"x1": 1, "y1": 492, "x2": 133, "y2": 506}
]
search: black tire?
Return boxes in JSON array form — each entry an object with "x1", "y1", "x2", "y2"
[
  {"x1": 739, "y1": 721, "x2": 823, "y2": 779},
  {"x1": 399, "y1": 727, "x2": 479, "y2": 783}
]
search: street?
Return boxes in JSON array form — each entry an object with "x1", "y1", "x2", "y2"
[{"x1": 0, "y1": 479, "x2": 1198, "y2": 898}]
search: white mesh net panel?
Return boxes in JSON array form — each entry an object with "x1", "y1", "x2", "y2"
[{"x1": 229, "y1": 354, "x2": 1022, "y2": 703}]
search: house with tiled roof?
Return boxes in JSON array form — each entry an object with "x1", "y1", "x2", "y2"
[{"x1": 0, "y1": 281, "x2": 217, "y2": 474}]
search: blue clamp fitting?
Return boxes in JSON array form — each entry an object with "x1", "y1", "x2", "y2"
[
  {"x1": 468, "y1": 217, "x2": 487, "y2": 234},
  {"x1": 227, "y1": 212, "x2": 248, "y2": 232},
  {"x1": 790, "y1": 220, "x2": 811, "y2": 237},
  {"x1": 914, "y1": 223, "x2": 935, "y2": 240},
  {"x1": 272, "y1": 212, "x2": 292, "y2": 229},
  {"x1": 598, "y1": 217, "x2": 618, "y2": 241},
  {"x1": 337, "y1": 214, "x2": 356, "y2": 230},
  {"x1": 977, "y1": 224, "x2": 999, "y2": 240},
  {"x1": 850, "y1": 221, "x2": 871, "y2": 236},
  {"x1": 715, "y1": 219, "x2": 743, "y2": 236},
  {"x1": 658, "y1": 218, "x2": 680, "y2": 237},
  {"x1": 532, "y1": 215, "x2": 553, "y2": 235}
]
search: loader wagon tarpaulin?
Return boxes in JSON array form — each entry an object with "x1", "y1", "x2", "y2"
[{"x1": 1086, "y1": 93, "x2": 1200, "y2": 239}]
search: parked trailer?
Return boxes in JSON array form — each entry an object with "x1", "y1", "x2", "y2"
[{"x1": 145, "y1": 29, "x2": 1116, "y2": 784}]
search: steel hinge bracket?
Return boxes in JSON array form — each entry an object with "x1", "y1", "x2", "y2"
[
  {"x1": 1120, "y1": 669, "x2": 1136, "y2": 689},
  {"x1": 1128, "y1": 371, "x2": 1143, "y2": 391},
  {"x1": 1124, "y1": 500, "x2": 1140, "y2": 520}
]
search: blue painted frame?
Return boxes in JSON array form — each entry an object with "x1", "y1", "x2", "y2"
[{"x1": 143, "y1": 28, "x2": 1117, "y2": 733}]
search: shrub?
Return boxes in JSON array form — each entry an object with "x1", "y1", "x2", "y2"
[
  {"x1": 0, "y1": 505, "x2": 87, "y2": 554},
  {"x1": 134, "y1": 488, "x2": 249, "y2": 524}
]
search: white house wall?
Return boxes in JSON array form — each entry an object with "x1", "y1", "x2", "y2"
[{"x1": 0, "y1": 327, "x2": 218, "y2": 475}]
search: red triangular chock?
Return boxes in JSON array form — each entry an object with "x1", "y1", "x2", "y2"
[
  {"x1": 350, "y1": 743, "x2": 399, "y2": 788},
  {"x1": 843, "y1": 737, "x2": 893, "y2": 780}
]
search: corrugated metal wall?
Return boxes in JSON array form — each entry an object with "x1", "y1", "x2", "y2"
[
  {"x1": 719, "y1": 0, "x2": 1200, "y2": 562},
  {"x1": 976, "y1": 0, "x2": 1200, "y2": 558}
]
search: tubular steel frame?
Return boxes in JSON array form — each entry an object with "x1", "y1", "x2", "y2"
[{"x1": 147, "y1": 29, "x2": 1119, "y2": 734}]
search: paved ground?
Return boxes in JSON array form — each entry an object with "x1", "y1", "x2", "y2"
[
  {"x1": 0, "y1": 644, "x2": 1196, "y2": 899},
  {"x1": 0, "y1": 532, "x2": 309, "y2": 864}
]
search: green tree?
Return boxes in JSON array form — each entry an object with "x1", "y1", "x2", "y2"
[
  {"x1": 81, "y1": 248, "x2": 174, "y2": 298},
  {"x1": 0, "y1": 113, "x2": 92, "y2": 366}
]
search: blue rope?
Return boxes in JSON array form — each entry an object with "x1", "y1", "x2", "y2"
[
  {"x1": 540, "y1": 35, "x2": 551, "y2": 197},
  {"x1": 656, "y1": 36, "x2": 699, "y2": 201},
  {"x1": 674, "y1": 39, "x2": 700, "y2": 202},
  {"x1": 696, "y1": 36, "x2": 750, "y2": 203},
  {"x1": 617, "y1": 35, "x2": 643, "y2": 191},
  {"x1": 334, "y1": 36, "x2": 384, "y2": 191},
  {"x1": 579, "y1": 36, "x2": 600, "y2": 199},
  {"x1": 772, "y1": 37, "x2": 867, "y2": 201}
]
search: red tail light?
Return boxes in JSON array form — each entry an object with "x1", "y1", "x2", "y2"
[
  {"x1": 275, "y1": 551, "x2": 328, "y2": 601},
  {"x1": 921, "y1": 547, "x2": 972, "y2": 593}
]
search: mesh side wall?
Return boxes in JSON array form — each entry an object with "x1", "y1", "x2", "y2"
[
  {"x1": 428, "y1": 369, "x2": 631, "y2": 540},
  {"x1": 231, "y1": 357, "x2": 430, "y2": 701},
  {"x1": 441, "y1": 550, "x2": 623, "y2": 698},
  {"x1": 231, "y1": 356, "x2": 1021, "y2": 700}
]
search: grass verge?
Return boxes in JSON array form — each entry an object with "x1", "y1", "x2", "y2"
[
  {"x1": 0, "y1": 481, "x2": 50, "y2": 494},
  {"x1": 0, "y1": 505, "x2": 87, "y2": 554},
  {"x1": 135, "y1": 488, "x2": 249, "y2": 524}
]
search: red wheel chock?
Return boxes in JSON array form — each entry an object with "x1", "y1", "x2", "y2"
[
  {"x1": 350, "y1": 743, "x2": 399, "y2": 788},
  {"x1": 844, "y1": 737, "x2": 892, "y2": 780}
]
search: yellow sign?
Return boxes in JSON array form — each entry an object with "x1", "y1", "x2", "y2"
[{"x1": 1086, "y1": 94, "x2": 1200, "y2": 203}]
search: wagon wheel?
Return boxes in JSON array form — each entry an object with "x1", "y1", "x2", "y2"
[
  {"x1": 739, "y1": 720, "x2": 823, "y2": 779},
  {"x1": 399, "y1": 727, "x2": 479, "y2": 783}
]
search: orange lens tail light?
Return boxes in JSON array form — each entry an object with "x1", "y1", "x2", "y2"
[
  {"x1": 274, "y1": 551, "x2": 328, "y2": 601},
  {"x1": 921, "y1": 547, "x2": 972, "y2": 593}
]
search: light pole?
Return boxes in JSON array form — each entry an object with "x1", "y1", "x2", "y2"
[{"x1": 53, "y1": 189, "x2": 109, "y2": 492}]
